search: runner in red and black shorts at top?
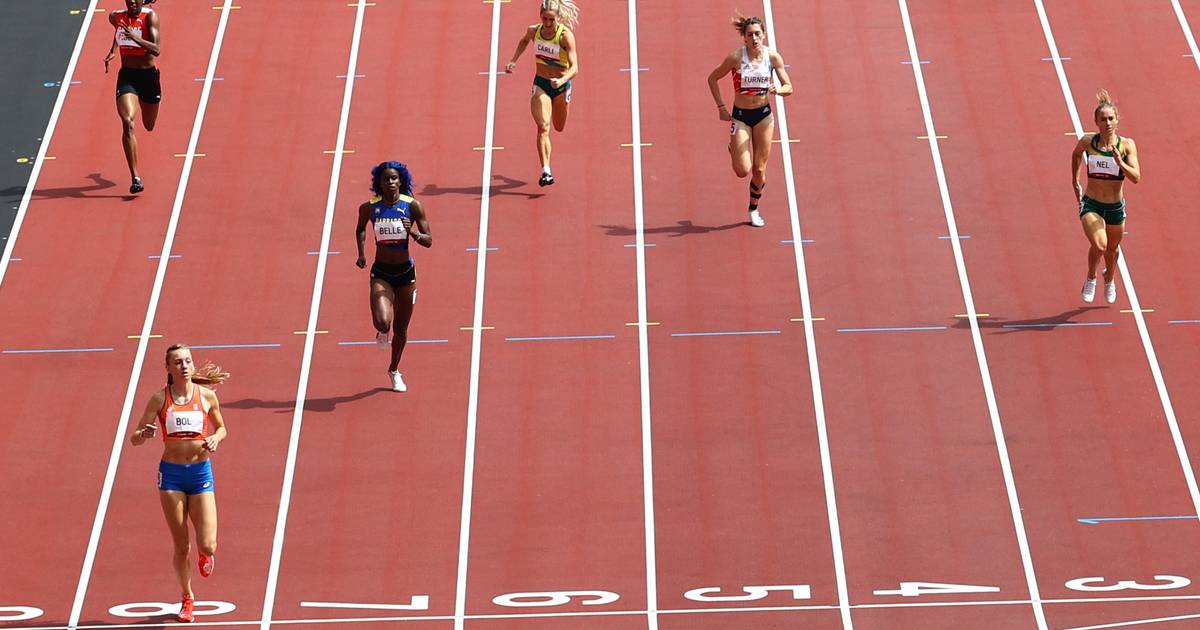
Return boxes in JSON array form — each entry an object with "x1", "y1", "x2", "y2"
[{"x1": 104, "y1": 0, "x2": 160, "y2": 195}]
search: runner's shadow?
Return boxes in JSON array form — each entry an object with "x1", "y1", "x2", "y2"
[
  {"x1": 599, "y1": 220, "x2": 746, "y2": 238},
  {"x1": 221, "y1": 388, "x2": 390, "y2": 414},
  {"x1": 0, "y1": 172, "x2": 133, "y2": 200},
  {"x1": 420, "y1": 174, "x2": 544, "y2": 200},
  {"x1": 950, "y1": 306, "x2": 1110, "y2": 334}
]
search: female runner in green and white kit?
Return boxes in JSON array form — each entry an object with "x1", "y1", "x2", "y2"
[{"x1": 1071, "y1": 89, "x2": 1141, "y2": 304}]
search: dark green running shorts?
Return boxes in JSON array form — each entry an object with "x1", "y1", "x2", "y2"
[{"x1": 1079, "y1": 195, "x2": 1126, "y2": 226}]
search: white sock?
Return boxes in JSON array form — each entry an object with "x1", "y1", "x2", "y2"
[{"x1": 542, "y1": 166, "x2": 551, "y2": 176}]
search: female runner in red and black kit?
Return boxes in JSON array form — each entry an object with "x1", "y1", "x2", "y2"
[
  {"x1": 356, "y1": 162, "x2": 433, "y2": 392},
  {"x1": 130, "y1": 344, "x2": 229, "y2": 623},
  {"x1": 707, "y1": 13, "x2": 793, "y2": 227},
  {"x1": 103, "y1": 0, "x2": 160, "y2": 194}
]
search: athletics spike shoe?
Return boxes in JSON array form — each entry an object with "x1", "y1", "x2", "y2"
[
  {"x1": 375, "y1": 330, "x2": 389, "y2": 349},
  {"x1": 538, "y1": 172, "x2": 555, "y2": 187},
  {"x1": 130, "y1": 176, "x2": 144, "y2": 194},
  {"x1": 177, "y1": 597, "x2": 195, "y2": 623},
  {"x1": 389, "y1": 370, "x2": 407, "y2": 393},
  {"x1": 198, "y1": 553, "x2": 214, "y2": 578},
  {"x1": 748, "y1": 210, "x2": 765, "y2": 227},
  {"x1": 1105, "y1": 280, "x2": 1117, "y2": 304},
  {"x1": 1081, "y1": 277, "x2": 1097, "y2": 303}
]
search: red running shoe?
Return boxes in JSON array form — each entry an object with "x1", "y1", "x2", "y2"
[
  {"x1": 177, "y1": 597, "x2": 195, "y2": 623},
  {"x1": 198, "y1": 553, "x2": 214, "y2": 578}
]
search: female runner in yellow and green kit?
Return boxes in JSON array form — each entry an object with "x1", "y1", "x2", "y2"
[{"x1": 504, "y1": 0, "x2": 580, "y2": 187}]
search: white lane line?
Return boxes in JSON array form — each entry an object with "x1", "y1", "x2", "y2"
[
  {"x1": 0, "y1": 0, "x2": 100, "y2": 292},
  {"x1": 897, "y1": 2, "x2": 1047, "y2": 629},
  {"x1": 454, "y1": 1, "x2": 503, "y2": 628},
  {"x1": 760, "y1": 1, "x2": 852, "y2": 627},
  {"x1": 258, "y1": 2, "x2": 368, "y2": 629},
  {"x1": 30, "y1": 593, "x2": 1200, "y2": 629},
  {"x1": 1172, "y1": 0, "x2": 1200, "y2": 73},
  {"x1": 1059, "y1": 612, "x2": 1200, "y2": 630},
  {"x1": 67, "y1": 3, "x2": 237, "y2": 628},
  {"x1": 626, "y1": 2, "x2": 658, "y2": 629},
  {"x1": 1034, "y1": 0, "x2": 1200, "y2": 527}
]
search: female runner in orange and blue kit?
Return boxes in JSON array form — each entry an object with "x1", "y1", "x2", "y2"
[
  {"x1": 131, "y1": 344, "x2": 228, "y2": 623},
  {"x1": 356, "y1": 161, "x2": 433, "y2": 393}
]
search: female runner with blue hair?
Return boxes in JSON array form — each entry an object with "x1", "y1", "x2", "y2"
[{"x1": 355, "y1": 161, "x2": 432, "y2": 392}]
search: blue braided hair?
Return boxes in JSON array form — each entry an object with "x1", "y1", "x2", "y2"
[{"x1": 370, "y1": 161, "x2": 414, "y2": 196}]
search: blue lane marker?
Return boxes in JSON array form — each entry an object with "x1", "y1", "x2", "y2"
[
  {"x1": 466, "y1": 247, "x2": 499, "y2": 252},
  {"x1": 307, "y1": 251, "x2": 340, "y2": 255},
  {"x1": 619, "y1": 67, "x2": 649, "y2": 72},
  {"x1": 478, "y1": 70, "x2": 509, "y2": 76},
  {"x1": 505, "y1": 334, "x2": 616, "y2": 342},
  {"x1": 1079, "y1": 515, "x2": 1197, "y2": 525},
  {"x1": 9, "y1": 257, "x2": 21, "y2": 262},
  {"x1": 624, "y1": 243, "x2": 656, "y2": 248},
  {"x1": 189, "y1": 343, "x2": 280, "y2": 350},
  {"x1": 780, "y1": 239, "x2": 815, "y2": 244},
  {"x1": 3, "y1": 347, "x2": 114, "y2": 354},
  {"x1": 902, "y1": 60, "x2": 931, "y2": 65},
  {"x1": 837, "y1": 326, "x2": 946, "y2": 333},
  {"x1": 1002, "y1": 322, "x2": 1112, "y2": 329},
  {"x1": 148, "y1": 254, "x2": 182, "y2": 259},
  {"x1": 1169, "y1": 320, "x2": 1200, "y2": 324},
  {"x1": 337, "y1": 339, "x2": 449, "y2": 346},
  {"x1": 671, "y1": 330, "x2": 782, "y2": 338},
  {"x1": 938, "y1": 235, "x2": 971, "y2": 240}
]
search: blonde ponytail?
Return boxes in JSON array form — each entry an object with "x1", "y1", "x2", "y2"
[
  {"x1": 165, "y1": 343, "x2": 231, "y2": 387},
  {"x1": 1094, "y1": 88, "x2": 1118, "y2": 119},
  {"x1": 541, "y1": 0, "x2": 579, "y2": 30}
]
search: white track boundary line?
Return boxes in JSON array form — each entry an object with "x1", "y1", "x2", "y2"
[
  {"x1": 31, "y1": 593, "x2": 1200, "y2": 630},
  {"x1": 897, "y1": 1, "x2": 1048, "y2": 628},
  {"x1": 1061, "y1": 612, "x2": 1200, "y2": 630},
  {"x1": 0, "y1": 0, "x2": 100, "y2": 292},
  {"x1": 258, "y1": 2, "x2": 368, "y2": 629},
  {"x1": 759, "y1": 1, "x2": 852, "y2": 627},
  {"x1": 1171, "y1": 0, "x2": 1200, "y2": 73},
  {"x1": 67, "y1": 3, "x2": 236, "y2": 628},
  {"x1": 453, "y1": 1, "x2": 502, "y2": 628},
  {"x1": 1033, "y1": 0, "x2": 1200, "y2": 526},
  {"x1": 625, "y1": 2, "x2": 658, "y2": 629}
]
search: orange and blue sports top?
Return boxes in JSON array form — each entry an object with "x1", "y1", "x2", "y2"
[
  {"x1": 370, "y1": 195, "x2": 414, "y2": 251},
  {"x1": 114, "y1": 8, "x2": 154, "y2": 57},
  {"x1": 534, "y1": 24, "x2": 568, "y2": 68},
  {"x1": 732, "y1": 45, "x2": 774, "y2": 96},
  {"x1": 157, "y1": 383, "x2": 210, "y2": 441}
]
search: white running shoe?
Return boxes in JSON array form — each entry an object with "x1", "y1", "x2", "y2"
[
  {"x1": 389, "y1": 370, "x2": 407, "y2": 392},
  {"x1": 375, "y1": 330, "x2": 389, "y2": 349},
  {"x1": 1081, "y1": 278, "x2": 1097, "y2": 303},
  {"x1": 1105, "y1": 280, "x2": 1117, "y2": 304},
  {"x1": 748, "y1": 210, "x2": 765, "y2": 227}
]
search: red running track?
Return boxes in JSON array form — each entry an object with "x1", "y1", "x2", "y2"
[{"x1": 6, "y1": 1, "x2": 1200, "y2": 630}]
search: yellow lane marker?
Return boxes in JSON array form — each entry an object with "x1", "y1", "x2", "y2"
[
  {"x1": 174, "y1": 153, "x2": 206, "y2": 158},
  {"x1": 955, "y1": 313, "x2": 991, "y2": 318},
  {"x1": 213, "y1": 5, "x2": 240, "y2": 9},
  {"x1": 473, "y1": 146, "x2": 504, "y2": 151},
  {"x1": 483, "y1": 0, "x2": 511, "y2": 4},
  {"x1": 621, "y1": 143, "x2": 652, "y2": 147},
  {"x1": 460, "y1": 326, "x2": 495, "y2": 331},
  {"x1": 294, "y1": 330, "x2": 329, "y2": 335},
  {"x1": 626, "y1": 322, "x2": 661, "y2": 326},
  {"x1": 323, "y1": 149, "x2": 355, "y2": 154},
  {"x1": 128, "y1": 334, "x2": 164, "y2": 339},
  {"x1": 771, "y1": 138, "x2": 802, "y2": 144},
  {"x1": 918, "y1": 135, "x2": 948, "y2": 140},
  {"x1": 790, "y1": 317, "x2": 826, "y2": 322},
  {"x1": 1120, "y1": 309, "x2": 1154, "y2": 314}
]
